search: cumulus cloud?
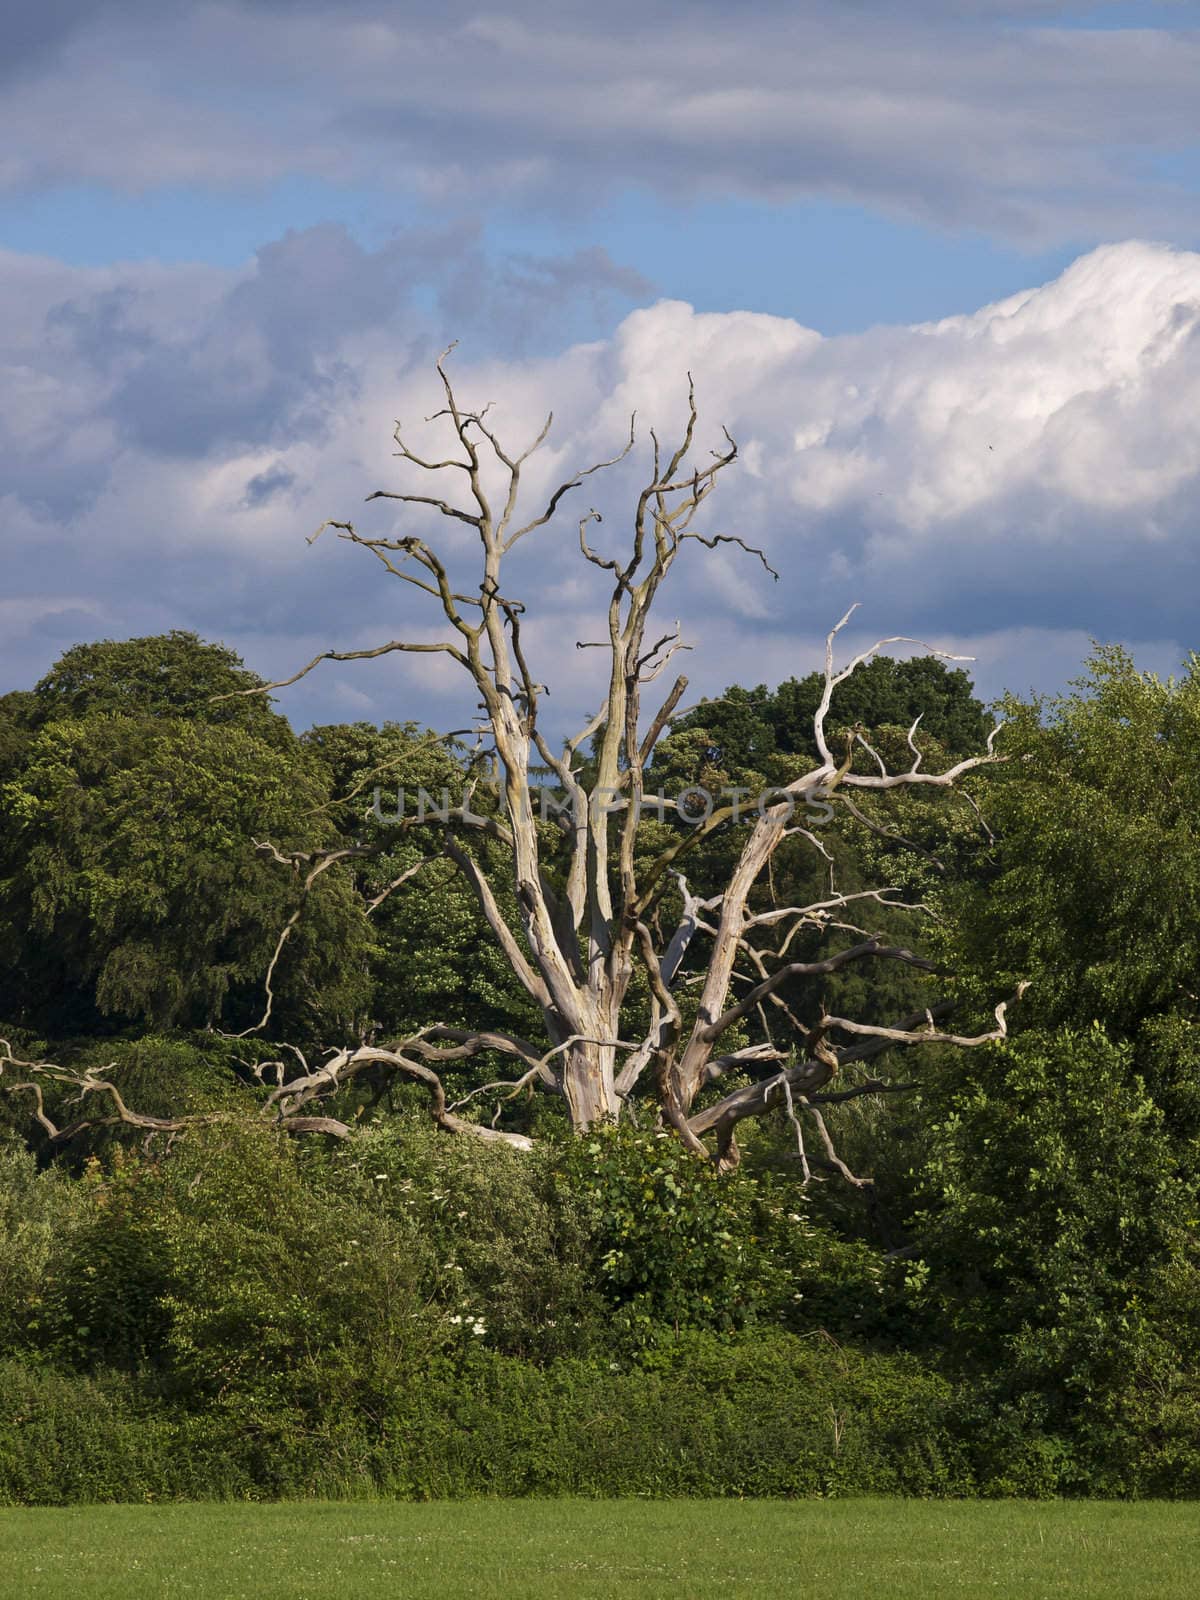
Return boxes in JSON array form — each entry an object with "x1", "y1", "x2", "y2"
[
  {"x1": 0, "y1": 2, "x2": 1197, "y2": 245},
  {"x1": 2, "y1": 232, "x2": 1199, "y2": 731}
]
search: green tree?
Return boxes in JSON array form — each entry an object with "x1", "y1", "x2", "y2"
[
  {"x1": 30, "y1": 630, "x2": 292, "y2": 746},
  {"x1": 937, "y1": 646, "x2": 1200, "y2": 1172},
  {"x1": 641, "y1": 663, "x2": 992, "y2": 1077},
  {"x1": 769, "y1": 654, "x2": 987, "y2": 762},
  {"x1": 662, "y1": 656, "x2": 986, "y2": 782},
  {"x1": 0, "y1": 636, "x2": 371, "y2": 1036},
  {"x1": 898, "y1": 647, "x2": 1200, "y2": 1478},
  {"x1": 908, "y1": 1027, "x2": 1200, "y2": 1485},
  {"x1": 945, "y1": 648, "x2": 1200, "y2": 1038}
]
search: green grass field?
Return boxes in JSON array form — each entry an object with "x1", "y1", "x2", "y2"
[{"x1": 3, "y1": 1499, "x2": 1199, "y2": 1599}]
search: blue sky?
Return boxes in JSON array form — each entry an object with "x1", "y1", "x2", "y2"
[
  {"x1": 0, "y1": 182, "x2": 1085, "y2": 334},
  {"x1": 3, "y1": 0, "x2": 1200, "y2": 731}
]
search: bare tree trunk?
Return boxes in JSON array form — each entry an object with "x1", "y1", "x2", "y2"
[{"x1": 561, "y1": 1035, "x2": 621, "y2": 1128}]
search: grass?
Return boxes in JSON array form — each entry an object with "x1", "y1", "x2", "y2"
[{"x1": 2, "y1": 1498, "x2": 1199, "y2": 1598}]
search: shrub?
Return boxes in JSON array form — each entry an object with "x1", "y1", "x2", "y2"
[
  {"x1": 0, "y1": 1139, "x2": 84, "y2": 1352},
  {"x1": 0, "y1": 1334, "x2": 980, "y2": 1504},
  {"x1": 555, "y1": 1124, "x2": 903, "y2": 1346}
]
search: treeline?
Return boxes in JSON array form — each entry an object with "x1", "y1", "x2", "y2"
[{"x1": 2, "y1": 632, "x2": 1200, "y2": 1501}]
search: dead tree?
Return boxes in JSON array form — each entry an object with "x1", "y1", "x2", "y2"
[{"x1": 1, "y1": 352, "x2": 1014, "y2": 1165}]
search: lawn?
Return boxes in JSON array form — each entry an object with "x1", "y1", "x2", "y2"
[{"x1": 2, "y1": 1498, "x2": 1198, "y2": 1598}]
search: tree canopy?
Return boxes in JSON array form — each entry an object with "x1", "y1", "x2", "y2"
[{"x1": 0, "y1": 633, "x2": 371, "y2": 1035}]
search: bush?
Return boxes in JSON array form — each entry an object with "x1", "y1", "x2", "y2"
[
  {"x1": 0, "y1": 1139, "x2": 83, "y2": 1353},
  {"x1": 5, "y1": 1102, "x2": 1200, "y2": 1505},
  {"x1": 343, "y1": 1119, "x2": 603, "y2": 1361},
  {"x1": 910, "y1": 1028, "x2": 1195, "y2": 1409},
  {"x1": 555, "y1": 1124, "x2": 904, "y2": 1346},
  {"x1": 0, "y1": 1363, "x2": 177, "y2": 1505},
  {"x1": 0, "y1": 1333, "x2": 980, "y2": 1504}
]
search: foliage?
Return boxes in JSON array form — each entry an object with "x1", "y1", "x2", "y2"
[
  {"x1": 302, "y1": 719, "x2": 543, "y2": 1046},
  {"x1": 904, "y1": 646, "x2": 1200, "y2": 1476},
  {"x1": 555, "y1": 1125, "x2": 908, "y2": 1346},
  {"x1": 0, "y1": 1338, "x2": 978, "y2": 1504},
  {"x1": 0, "y1": 638, "x2": 373, "y2": 1034},
  {"x1": 638, "y1": 657, "x2": 991, "y2": 1047},
  {"x1": 768, "y1": 653, "x2": 988, "y2": 761},
  {"x1": 46, "y1": 1125, "x2": 445, "y2": 1411},
  {"x1": 558, "y1": 1125, "x2": 781, "y2": 1337},
  {"x1": 942, "y1": 646, "x2": 1200, "y2": 1042},
  {"x1": 29, "y1": 630, "x2": 293, "y2": 746},
  {"x1": 908, "y1": 1027, "x2": 1199, "y2": 1431},
  {"x1": 661, "y1": 653, "x2": 987, "y2": 782},
  {"x1": 0, "y1": 1139, "x2": 83, "y2": 1352},
  {"x1": 319, "y1": 1118, "x2": 604, "y2": 1361}
]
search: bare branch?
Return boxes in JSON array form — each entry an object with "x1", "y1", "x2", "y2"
[
  {"x1": 503, "y1": 415, "x2": 636, "y2": 552},
  {"x1": 363, "y1": 489, "x2": 483, "y2": 529},
  {"x1": 265, "y1": 1042, "x2": 534, "y2": 1150},
  {"x1": 365, "y1": 857, "x2": 435, "y2": 915},
  {"x1": 208, "y1": 637, "x2": 469, "y2": 705},
  {"x1": 701, "y1": 939, "x2": 937, "y2": 1044},
  {"x1": 800, "y1": 1097, "x2": 870, "y2": 1187},
  {"x1": 0, "y1": 1041, "x2": 231, "y2": 1147},
  {"x1": 813, "y1": 604, "x2": 974, "y2": 768},
  {"x1": 679, "y1": 530, "x2": 779, "y2": 580},
  {"x1": 638, "y1": 674, "x2": 689, "y2": 765},
  {"x1": 688, "y1": 995, "x2": 1018, "y2": 1143}
]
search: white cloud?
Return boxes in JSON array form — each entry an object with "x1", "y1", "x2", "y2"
[{"x1": 3, "y1": 233, "x2": 1200, "y2": 731}]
